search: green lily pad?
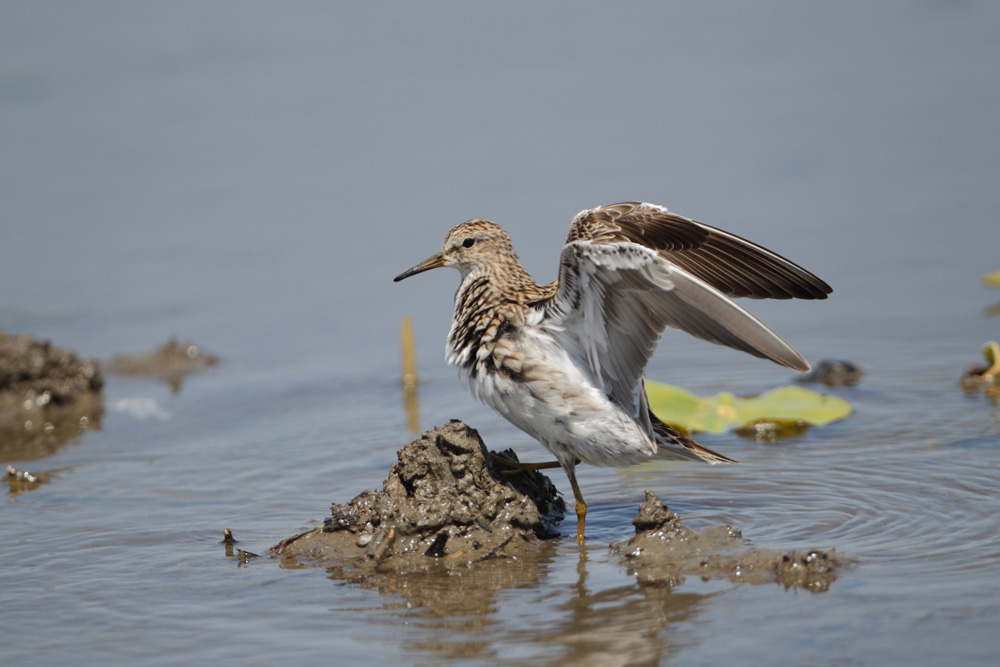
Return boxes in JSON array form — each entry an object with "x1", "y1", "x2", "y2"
[
  {"x1": 646, "y1": 382, "x2": 853, "y2": 435},
  {"x1": 983, "y1": 270, "x2": 1000, "y2": 287}
]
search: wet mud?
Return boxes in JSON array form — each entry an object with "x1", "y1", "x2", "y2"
[
  {"x1": 221, "y1": 529, "x2": 260, "y2": 566},
  {"x1": 797, "y1": 359, "x2": 865, "y2": 387},
  {"x1": 103, "y1": 338, "x2": 218, "y2": 393},
  {"x1": 1, "y1": 332, "x2": 217, "y2": 471},
  {"x1": 272, "y1": 420, "x2": 565, "y2": 579},
  {"x1": 0, "y1": 331, "x2": 104, "y2": 462},
  {"x1": 272, "y1": 421, "x2": 848, "y2": 595},
  {"x1": 4, "y1": 464, "x2": 53, "y2": 497},
  {"x1": 612, "y1": 491, "x2": 848, "y2": 592}
]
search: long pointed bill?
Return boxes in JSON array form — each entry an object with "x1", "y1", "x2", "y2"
[{"x1": 393, "y1": 252, "x2": 445, "y2": 282}]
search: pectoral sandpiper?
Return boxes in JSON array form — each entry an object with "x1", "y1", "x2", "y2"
[{"x1": 394, "y1": 201, "x2": 830, "y2": 542}]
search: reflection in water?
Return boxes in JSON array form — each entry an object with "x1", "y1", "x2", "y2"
[
  {"x1": 524, "y1": 548, "x2": 700, "y2": 666},
  {"x1": 537, "y1": 583, "x2": 703, "y2": 666},
  {"x1": 0, "y1": 395, "x2": 103, "y2": 463},
  {"x1": 331, "y1": 543, "x2": 714, "y2": 665},
  {"x1": 221, "y1": 529, "x2": 260, "y2": 567},
  {"x1": 5, "y1": 464, "x2": 48, "y2": 497},
  {"x1": 346, "y1": 542, "x2": 561, "y2": 661}
]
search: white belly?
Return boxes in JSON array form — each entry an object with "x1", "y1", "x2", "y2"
[{"x1": 457, "y1": 329, "x2": 656, "y2": 468}]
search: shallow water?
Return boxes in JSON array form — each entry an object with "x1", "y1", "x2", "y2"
[{"x1": 2, "y1": 3, "x2": 1000, "y2": 665}]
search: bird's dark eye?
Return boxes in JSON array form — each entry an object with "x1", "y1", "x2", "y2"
[{"x1": 462, "y1": 237, "x2": 476, "y2": 248}]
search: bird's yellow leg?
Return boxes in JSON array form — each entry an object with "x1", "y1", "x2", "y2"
[{"x1": 565, "y1": 467, "x2": 587, "y2": 544}]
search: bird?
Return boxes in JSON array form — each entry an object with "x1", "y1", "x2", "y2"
[{"x1": 393, "y1": 201, "x2": 831, "y2": 543}]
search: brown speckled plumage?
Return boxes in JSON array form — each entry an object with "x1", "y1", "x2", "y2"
[{"x1": 394, "y1": 202, "x2": 830, "y2": 542}]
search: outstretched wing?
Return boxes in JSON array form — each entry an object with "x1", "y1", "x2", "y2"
[
  {"x1": 566, "y1": 202, "x2": 831, "y2": 300},
  {"x1": 548, "y1": 240, "x2": 809, "y2": 420}
]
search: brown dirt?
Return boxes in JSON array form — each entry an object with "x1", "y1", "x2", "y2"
[
  {"x1": 103, "y1": 338, "x2": 218, "y2": 393},
  {"x1": 797, "y1": 359, "x2": 865, "y2": 386},
  {"x1": 272, "y1": 422, "x2": 848, "y2": 594},
  {"x1": 0, "y1": 331, "x2": 104, "y2": 462},
  {"x1": 271, "y1": 420, "x2": 565, "y2": 579},
  {"x1": 612, "y1": 491, "x2": 849, "y2": 592}
]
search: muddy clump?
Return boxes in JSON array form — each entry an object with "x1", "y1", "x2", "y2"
[
  {"x1": 612, "y1": 491, "x2": 849, "y2": 592},
  {"x1": 104, "y1": 338, "x2": 218, "y2": 393},
  {"x1": 0, "y1": 331, "x2": 104, "y2": 462},
  {"x1": 4, "y1": 464, "x2": 52, "y2": 497},
  {"x1": 272, "y1": 420, "x2": 565, "y2": 578},
  {"x1": 797, "y1": 359, "x2": 865, "y2": 387}
]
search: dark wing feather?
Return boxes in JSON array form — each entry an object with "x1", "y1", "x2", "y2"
[{"x1": 566, "y1": 202, "x2": 832, "y2": 300}]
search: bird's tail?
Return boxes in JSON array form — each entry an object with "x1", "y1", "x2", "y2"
[{"x1": 649, "y1": 409, "x2": 736, "y2": 464}]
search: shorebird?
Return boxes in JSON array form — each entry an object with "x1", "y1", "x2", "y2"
[{"x1": 394, "y1": 201, "x2": 830, "y2": 542}]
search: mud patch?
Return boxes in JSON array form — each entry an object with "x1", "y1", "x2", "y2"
[
  {"x1": 612, "y1": 491, "x2": 849, "y2": 592},
  {"x1": 270, "y1": 423, "x2": 847, "y2": 595},
  {"x1": 0, "y1": 331, "x2": 103, "y2": 462},
  {"x1": 5, "y1": 464, "x2": 51, "y2": 497},
  {"x1": 272, "y1": 420, "x2": 565, "y2": 579},
  {"x1": 797, "y1": 359, "x2": 865, "y2": 387},
  {"x1": 103, "y1": 338, "x2": 218, "y2": 393}
]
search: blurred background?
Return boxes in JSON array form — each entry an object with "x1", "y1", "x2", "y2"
[
  {"x1": 2, "y1": 2, "x2": 998, "y2": 665},
  {"x1": 4, "y1": 2, "x2": 996, "y2": 376}
]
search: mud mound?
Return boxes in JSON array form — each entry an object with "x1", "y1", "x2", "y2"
[
  {"x1": 0, "y1": 331, "x2": 103, "y2": 462},
  {"x1": 272, "y1": 420, "x2": 564, "y2": 577},
  {"x1": 797, "y1": 359, "x2": 865, "y2": 386},
  {"x1": 270, "y1": 425, "x2": 847, "y2": 593},
  {"x1": 612, "y1": 491, "x2": 849, "y2": 592},
  {"x1": 104, "y1": 338, "x2": 218, "y2": 393}
]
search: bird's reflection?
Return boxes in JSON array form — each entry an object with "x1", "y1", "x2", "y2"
[{"x1": 335, "y1": 541, "x2": 712, "y2": 665}]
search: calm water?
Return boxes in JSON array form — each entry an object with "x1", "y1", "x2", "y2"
[{"x1": 2, "y1": 2, "x2": 999, "y2": 665}]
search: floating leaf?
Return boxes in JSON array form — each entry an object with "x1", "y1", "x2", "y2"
[
  {"x1": 646, "y1": 382, "x2": 852, "y2": 435},
  {"x1": 982, "y1": 270, "x2": 1000, "y2": 287}
]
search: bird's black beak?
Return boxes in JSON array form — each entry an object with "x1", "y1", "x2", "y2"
[{"x1": 393, "y1": 252, "x2": 445, "y2": 282}]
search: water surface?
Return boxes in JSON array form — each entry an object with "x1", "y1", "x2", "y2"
[{"x1": 2, "y1": 3, "x2": 999, "y2": 665}]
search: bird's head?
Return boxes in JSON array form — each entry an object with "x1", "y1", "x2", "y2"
[{"x1": 393, "y1": 220, "x2": 515, "y2": 282}]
